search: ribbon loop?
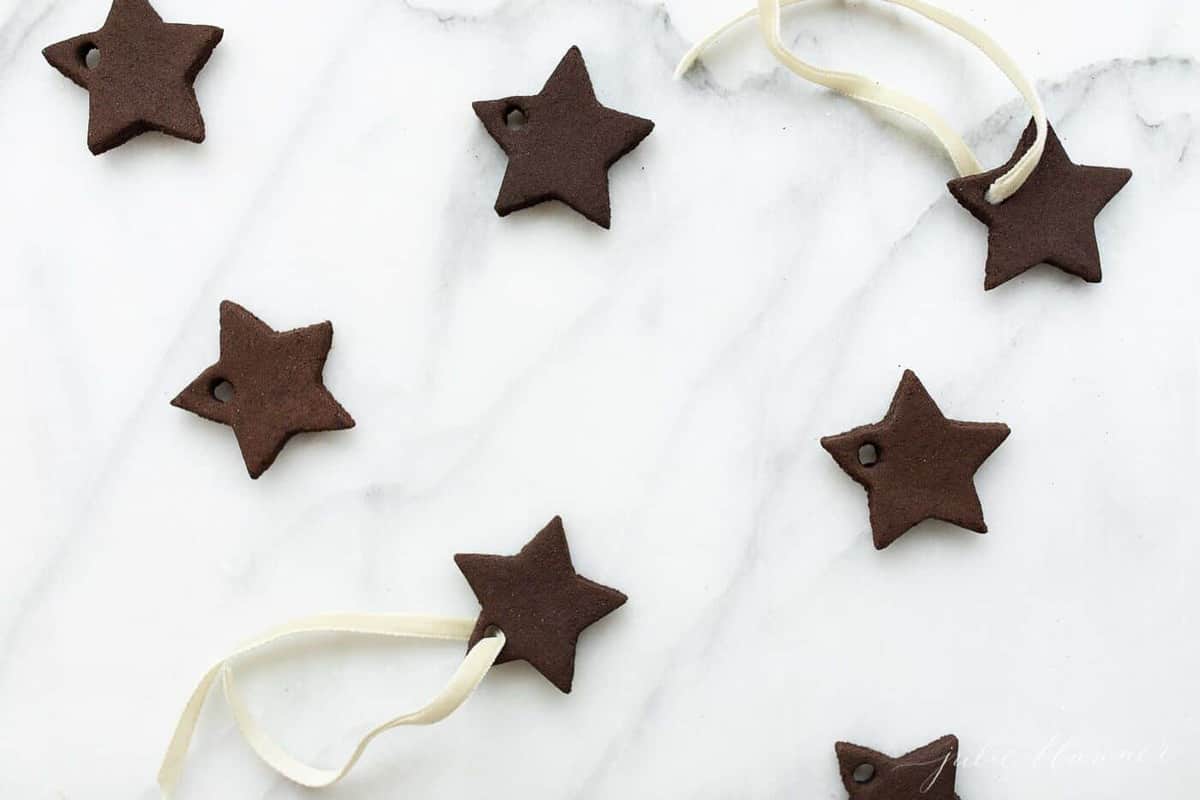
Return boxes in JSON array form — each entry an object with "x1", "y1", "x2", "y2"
[
  {"x1": 676, "y1": 0, "x2": 1047, "y2": 203},
  {"x1": 158, "y1": 614, "x2": 504, "y2": 797}
]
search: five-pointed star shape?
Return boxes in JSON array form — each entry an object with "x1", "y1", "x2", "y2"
[
  {"x1": 821, "y1": 370, "x2": 1010, "y2": 550},
  {"x1": 172, "y1": 301, "x2": 355, "y2": 479},
  {"x1": 836, "y1": 735, "x2": 961, "y2": 800},
  {"x1": 948, "y1": 120, "x2": 1131, "y2": 290},
  {"x1": 43, "y1": 0, "x2": 223, "y2": 155},
  {"x1": 455, "y1": 516, "x2": 627, "y2": 693},
  {"x1": 472, "y1": 46, "x2": 654, "y2": 228}
]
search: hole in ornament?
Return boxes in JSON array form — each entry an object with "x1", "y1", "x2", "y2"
[
  {"x1": 211, "y1": 380, "x2": 234, "y2": 403},
  {"x1": 504, "y1": 106, "x2": 527, "y2": 130},
  {"x1": 852, "y1": 763, "x2": 876, "y2": 783},
  {"x1": 857, "y1": 443, "x2": 879, "y2": 467},
  {"x1": 81, "y1": 45, "x2": 100, "y2": 69}
]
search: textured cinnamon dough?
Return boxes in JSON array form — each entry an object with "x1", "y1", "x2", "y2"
[
  {"x1": 43, "y1": 0, "x2": 222, "y2": 154},
  {"x1": 172, "y1": 301, "x2": 354, "y2": 479},
  {"x1": 948, "y1": 120, "x2": 1131, "y2": 289},
  {"x1": 473, "y1": 46, "x2": 654, "y2": 228},
  {"x1": 455, "y1": 517, "x2": 626, "y2": 693},
  {"x1": 836, "y1": 734, "x2": 962, "y2": 799},
  {"x1": 821, "y1": 370, "x2": 1009, "y2": 549}
]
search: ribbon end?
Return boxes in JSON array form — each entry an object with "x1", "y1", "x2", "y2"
[
  {"x1": 156, "y1": 763, "x2": 180, "y2": 800},
  {"x1": 674, "y1": 49, "x2": 700, "y2": 79}
]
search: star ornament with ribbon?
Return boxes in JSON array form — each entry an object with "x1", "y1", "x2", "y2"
[
  {"x1": 949, "y1": 121, "x2": 1132, "y2": 290},
  {"x1": 456, "y1": 515, "x2": 628, "y2": 693},
  {"x1": 676, "y1": 0, "x2": 1132, "y2": 292},
  {"x1": 158, "y1": 517, "x2": 625, "y2": 795},
  {"x1": 43, "y1": 0, "x2": 223, "y2": 154}
]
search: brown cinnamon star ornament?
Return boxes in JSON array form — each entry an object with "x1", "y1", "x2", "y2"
[
  {"x1": 821, "y1": 370, "x2": 1009, "y2": 550},
  {"x1": 172, "y1": 301, "x2": 354, "y2": 479},
  {"x1": 43, "y1": 0, "x2": 222, "y2": 155},
  {"x1": 454, "y1": 516, "x2": 626, "y2": 693},
  {"x1": 836, "y1": 735, "x2": 961, "y2": 800},
  {"x1": 472, "y1": 46, "x2": 654, "y2": 228},
  {"x1": 948, "y1": 120, "x2": 1131, "y2": 290}
]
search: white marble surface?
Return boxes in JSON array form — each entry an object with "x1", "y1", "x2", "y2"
[{"x1": 1, "y1": 0, "x2": 1198, "y2": 797}]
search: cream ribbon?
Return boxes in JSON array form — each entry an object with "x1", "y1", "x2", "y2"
[
  {"x1": 158, "y1": 614, "x2": 505, "y2": 797},
  {"x1": 675, "y1": 0, "x2": 1047, "y2": 203}
]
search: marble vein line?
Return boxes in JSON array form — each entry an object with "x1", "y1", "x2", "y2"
[
  {"x1": 0, "y1": 0, "x2": 388, "y2": 682},
  {"x1": 569, "y1": 59, "x2": 1196, "y2": 792},
  {"x1": 0, "y1": 0, "x2": 55, "y2": 77}
]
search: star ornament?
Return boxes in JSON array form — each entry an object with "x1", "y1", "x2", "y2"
[
  {"x1": 948, "y1": 120, "x2": 1131, "y2": 290},
  {"x1": 455, "y1": 517, "x2": 627, "y2": 693},
  {"x1": 43, "y1": 0, "x2": 223, "y2": 155},
  {"x1": 172, "y1": 301, "x2": 355, "y2": 479},
  {"x1": 821, "y1": 370, "x2": 1010, "y2": 550},
  {"x1": 836, "y1": 735, "x2": 961, "y2": 800},
  {"x1": 472, "y1": 46, "x2": 654, "y2": 228}
]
